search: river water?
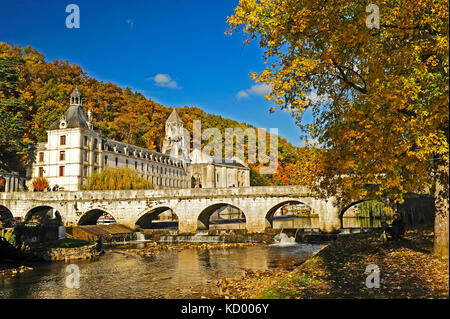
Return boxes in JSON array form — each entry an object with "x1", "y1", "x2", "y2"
[
  {"x1": 0, "y1": 216, "x2": 383, "y2": 299},
  {"x1": 0, "y1": 242, "x2": 326, "y2": 299}
]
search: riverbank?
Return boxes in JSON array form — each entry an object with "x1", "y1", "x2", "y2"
[
  {"x1": 222, "y1": 228, "x2": 449, "y2": 299},
  {"x1": 1, "y1": 238, "x2": 101, "y2": 278},
  {"x1": 0, "y1": 263, "x2": 33, "y2": 277}
]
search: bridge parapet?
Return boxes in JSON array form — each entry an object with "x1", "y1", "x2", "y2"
[{"x1": 0, "y1": 185, "x2": 316, "y2": 202}]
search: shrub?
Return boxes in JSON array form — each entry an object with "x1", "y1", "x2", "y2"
[
  {"x1": 81, "y1": 168, "x2": 152, "y2": 190},
  {"x1": 32, "y1": 177, "x2": 49, "y2": 191}
]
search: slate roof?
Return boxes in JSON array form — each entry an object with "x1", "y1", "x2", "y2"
[
  {"x1": 211, "y1": 156, "x2": 248, "y2": 169},
  {"x1": 48, "y1": 105, "x2": 98, "y2": 131},
  {"x1": 166, "y1": 109, "x2": 183, "y2": 123},
  {"x1": 102, "y1": 138, "x2": 183, "y2": 167}
]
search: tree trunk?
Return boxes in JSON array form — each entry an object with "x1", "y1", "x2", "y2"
[{"x1": 433, "y1": 163, "x2": 449, "y2": 258}]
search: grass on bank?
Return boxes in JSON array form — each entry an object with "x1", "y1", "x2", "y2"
[{"x1": 31, "y1": 238, "x2": 94, "y2": 249}]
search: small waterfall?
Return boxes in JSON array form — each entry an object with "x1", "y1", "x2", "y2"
[
  {"x1": 271, "y1": 230, "x2": 298, "y2": 246},
  {"x1": 135, "y1": 232, "x2": 146, "y2": 242}
]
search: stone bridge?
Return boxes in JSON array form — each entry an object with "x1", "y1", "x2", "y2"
[{"x1": 0, "y1": 186, "x2": 345, "y2": 233}]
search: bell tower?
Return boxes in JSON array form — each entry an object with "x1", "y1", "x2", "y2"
[
  {"x1": 162, "y1": 109, "x2": 190, "y2": 162},
  {"x1": 70, "y1": 87, "x2": 82, "y2": 106}
]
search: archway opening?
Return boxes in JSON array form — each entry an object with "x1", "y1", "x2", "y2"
[
  {"x1": 265, "y1": 201, "x2": 317, "y2": 230},
  {"x1": 78, "y1": 209, "x2": 117, "y2": 226},
  {"x1": 25, "y1": 206, "x2": 62, "y2": 226},
  {"x1": 197, "y1": 203, "x2": 246, "y2": 230},
  {"x1": 135, "y1": 207, "x2": 178, "y2": 229},
  {"x1": 340, "y1": 200, "x2": 395, "y2": 229},
  {"x1": 0, "y1": 205, "x2": 14, "y2": 227}
]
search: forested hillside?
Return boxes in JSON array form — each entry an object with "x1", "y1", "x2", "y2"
[{"x1": 0, "y1": 43, "x2": 317, "y2": 186}]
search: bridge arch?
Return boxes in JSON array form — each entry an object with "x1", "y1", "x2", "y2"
[
  {"x1": 265, "y1": 200, "x2": 314, "y2": 229},
  {"x1": 197, "y1": 203, "x2": 246, "y2": 230},
  {"x1": 339, "y1": 199, "x2": 395, "y2": 229},
  {"x1": 25, "y1": 205, "x2": 62, "y2": 225},
  {"x1": 78, "y1": 209, "x2": 116, "y2": 225},
  {"x1": 135, "y1": 206, "x2": 178, "y2": 229},
  {"x1": 0, "y1": 205, "x2": 13, "y2": 224}
]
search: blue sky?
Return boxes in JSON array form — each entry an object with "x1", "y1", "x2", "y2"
[{"x1": 0, "y1": 0, "x2": 311, "y2": 146}]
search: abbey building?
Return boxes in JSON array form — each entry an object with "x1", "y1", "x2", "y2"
[{"x1": 31, "y1": 88, "x2": 250, "y2": 191}]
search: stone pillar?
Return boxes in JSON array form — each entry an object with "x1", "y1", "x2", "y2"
[
  {"x1": 245, "y1": 208, "x2": 267, "y2": 233},
  {"x1": 316, "y1": 197, "x2": 341, "y2": 233},
  {"x1": 5, "y1": 176, "x2": 10, "y2": 193},
  {"x1": 178, "y1": 216, "x2": 198, "y2": 234}
]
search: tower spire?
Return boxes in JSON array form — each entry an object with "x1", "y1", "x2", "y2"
[{"x1": 70, "y1": 87, "x2": 82, "y2": 106}]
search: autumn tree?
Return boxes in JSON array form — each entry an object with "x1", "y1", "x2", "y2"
[
  {"x1": 228, "y1": 0, "x2": 449, "y2": 256},
  {"x1": 0, "y1": 55, "x2": 28, "y2": 172}
]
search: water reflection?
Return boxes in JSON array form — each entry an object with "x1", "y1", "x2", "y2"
[
  {"x1": 0, "y1": 243, "x2": 324, "y2": 299},
  {"x1": 273, "y1": 216, "x2": 389, "y2": 229},
  {"x1": 209, "y1": 217, "x2": 389, "y2": 231}
]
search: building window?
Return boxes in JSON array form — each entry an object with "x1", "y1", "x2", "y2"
[
  {"x1": 60, "y1": 151, "x2": 65, "y2": 161},
  {"x1": 115, "y1": 157, "x2": 118, "y2": 167},
  {"x1": 59, "y1": 166, "x2": 65, "y2": 177},
  {"x1": 60, "y1": 135, "x2": 66, "y2": 145},
  {"x1": 84, "y1": 150, "x2": 88, "y2": 161},
  {"x1": 39, "y1": 152, "x2": 44, "y2": 162},
  {"x1": 38, "y1": 167, "x2": 44, "y2": 177},
  {"x1": 84, "y1": 136, "x2": 88, "y2": 147},
  {"x1": 141, "y1": 163, "x2": 144, "y2": 171},
  {"x1": 105, "y1": 156, "x2": 108, "y2": 166},
  {"x1": 135, "y1": 162, "x2": 138, "y2": 170},
  {"x1": 126, "y1": 159, "x2": 129, "y2": 167},
  {"x1": 93, "y1": 139, "x2": 98, "y2": 150},
  {"x1": 95, "y1": 154, "x2": 99, "y2": 164}
]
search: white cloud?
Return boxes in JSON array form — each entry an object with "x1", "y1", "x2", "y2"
[
  {"x1": 236, "y1": 90, "x2": 249, "y2": 100},
  {"x1": 236, "y1": 83, "x2": 271, "y2": 100},
  {"x1": 150, "y1": 73, "x2": 179, "y2": 89},
  {"x1": 126, "y1": 19, "x2": 134, "y2": 29}
]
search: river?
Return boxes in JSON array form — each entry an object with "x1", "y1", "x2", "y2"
[
  {"x1": 0, "y1": 242, "x2": 326, "y2": 299},
  {"x1": 0, "y1": 216, "x2": 385, "y2": 298}
]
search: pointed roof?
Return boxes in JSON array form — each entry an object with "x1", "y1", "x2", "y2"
[
  {"x1": 70, "y1": 87, "x2": 81, "y2": 98},
  {"x1": 166, "y1": 109, "x2": 183, "y2": 124}
]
